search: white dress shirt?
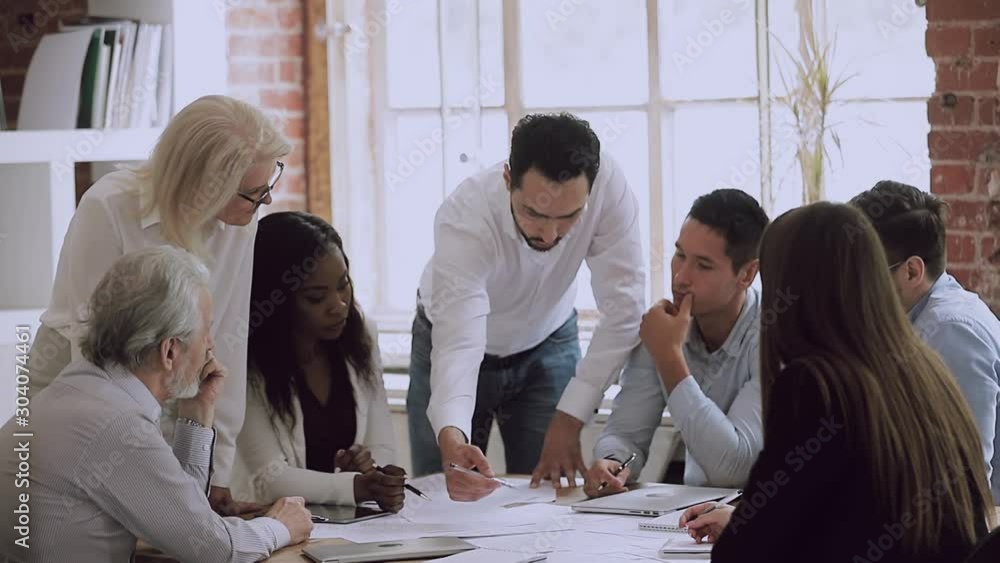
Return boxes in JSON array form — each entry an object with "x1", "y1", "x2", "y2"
[
  {"x1": 234, "y1": 320, "x2": 396, "y2": 504},
  {"x1": 0, "y1": 361, "x2": 289, "y2": 563},
  {"x1": 418, "y1": 152, "x2": 646, "y2": 440},
  {"x1": 36, "y1": 169, "x2": 256, "y2": 486}
]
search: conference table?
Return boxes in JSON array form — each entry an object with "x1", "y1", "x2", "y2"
[
  {"x1": 133, "y1": 477, "x2": 581, "y2": 562},
  {"x1": 264, "y1": 483, "x2": 587, "y2": 562},
  {"x1": 134, "y1": 482, "x2": 1000, "y2": 562}
]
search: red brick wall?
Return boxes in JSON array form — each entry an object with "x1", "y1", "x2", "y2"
[
  {"x1": 926, "y1": 0, "x2": 1000, "y2": 314},
  {"x1": 0, "y1": 0, "x2": 308, "y2": 212},
  {"x1": 226, "y1": 0, "x2": 307, "y2": 213}
]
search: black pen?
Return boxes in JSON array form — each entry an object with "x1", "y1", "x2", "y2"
[
  {"x1": 374, "y1": 465, "x2": 431, "y2": 500},
  {"x1": 597, "y1": 452, "x2": 637, "y2": 491}
]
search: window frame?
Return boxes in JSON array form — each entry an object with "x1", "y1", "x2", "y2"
[{"x1": 320, "y1": 0, "x2": 931, "y2": 367}]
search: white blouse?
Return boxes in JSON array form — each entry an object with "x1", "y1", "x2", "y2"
[
  {"x1": 39, "y1": 169, "x2": 257, "y2": 487},
  {"x1": 234, "y1": 320, "x2": 396, "y2": 505}
]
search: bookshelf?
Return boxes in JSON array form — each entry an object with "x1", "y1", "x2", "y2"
[
  {"x1": 0, "y1": 128, "x2": 164, "y2": 164},
  {"x1": 0, "y1": 0, "x2": 226, "y2": 399}
]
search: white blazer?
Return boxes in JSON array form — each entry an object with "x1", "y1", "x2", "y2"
[{"x1": 233, "y1": 321, "x2": 396, "y2": 505}]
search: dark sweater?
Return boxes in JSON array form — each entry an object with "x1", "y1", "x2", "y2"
[
  {"x1": 710, "y1": 362, "x2": 987, "y2": 563},
  {"x1": 299, "y1": 354, "x2": 357, "y2": 473}
]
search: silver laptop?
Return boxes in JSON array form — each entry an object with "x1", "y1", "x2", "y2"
[
  {"x1": 302, "y1": 537, "x2": 476, "y2": 562},
  {"x1": 571, "y1": 484, "x2": 737, "y2": 517}
]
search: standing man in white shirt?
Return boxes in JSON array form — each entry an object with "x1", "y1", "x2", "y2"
[{"x1": 407, "y1": 113, "x2": 646, "y2": 500}]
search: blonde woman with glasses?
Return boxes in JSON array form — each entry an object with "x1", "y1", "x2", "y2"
[{"x1": 26, "y1": 94, "x2": 290, "y2": 515}]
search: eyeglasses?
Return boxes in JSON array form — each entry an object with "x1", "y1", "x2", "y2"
[
  {"x1": 237, "y1": 161, "x2": 284, "y2": 206},
  {"x1": 888, "y1": 260, "x2": 904, "y2": 271}
]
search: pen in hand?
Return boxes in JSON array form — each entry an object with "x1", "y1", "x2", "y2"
[
  {"x1": 447, "y1": 463, "x2": 516, "y2": 488},
  {"x1": 373, "y1": 465, "x2": 431, "y2": 500},
  {"x1": 692, "y1": 489, "x2": 744, "y2": 519},
  {"x1": 597, "y1": 452, "x2": 637, "y2": 492}
]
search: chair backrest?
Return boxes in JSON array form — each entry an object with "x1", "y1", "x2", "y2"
[{"x1": 964, "y1": 527, "x2": 1000, "y2": 563}]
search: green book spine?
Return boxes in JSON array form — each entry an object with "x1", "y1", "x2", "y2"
[{"x1": 77, "y1": 29, "x2": 101, "y2": 129}]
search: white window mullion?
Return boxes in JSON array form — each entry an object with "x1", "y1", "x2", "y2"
[
  {"x1": 757, "y1": 0, "x2": 773, "y2": 215},
  {"x1": 502, "y1": 0, "x2": 524, "y2": 136},
  {"x1": 435, "y1": 0, "x2": 449, "y2": 202},
  {"x1": 372, "y1": 0, "x2": 390, "y2": 317},
  {"x1": 646, "y1": 0, "x2": 665, "y2": 303}
]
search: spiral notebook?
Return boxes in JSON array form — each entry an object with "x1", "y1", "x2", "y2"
[
  {"x1": 658, "y1": 534, "x2": 712, "y2": 559},
  {"x1": 637, "y1": 509, "x2": 685, "y2": 532}
]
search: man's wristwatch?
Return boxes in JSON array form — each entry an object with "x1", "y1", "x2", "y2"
[{"x1": 177, "y1": 417, "x2": 208, "y2": 429}]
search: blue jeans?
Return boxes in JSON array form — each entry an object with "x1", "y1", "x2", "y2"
[{"x1": 407, "y1": 306, "x2": 582, "y2": 476}]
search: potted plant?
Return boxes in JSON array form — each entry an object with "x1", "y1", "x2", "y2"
[{"x1": 772, "y1": 0, "x2": 856, "y2": 205}]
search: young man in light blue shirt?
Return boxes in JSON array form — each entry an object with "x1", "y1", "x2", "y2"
[
  {"x1": 584, "y1": 189, "x2": 770, "y2": 495},
  {"x1": 852, "y1": 180, "x2": 1000, "y2": 504}
]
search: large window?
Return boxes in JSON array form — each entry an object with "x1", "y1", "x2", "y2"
[{"x1": 327, "y1": 0, "x2": 934, "y2": 359}]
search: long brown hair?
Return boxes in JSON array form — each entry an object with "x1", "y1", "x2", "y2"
[{"x1": 758, "y1": 202, "x2": 993, "y2": 555}]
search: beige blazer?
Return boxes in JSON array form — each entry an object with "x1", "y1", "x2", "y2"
[{"x1": 232, "y1": 321, "x2": 395, "y2": 505}]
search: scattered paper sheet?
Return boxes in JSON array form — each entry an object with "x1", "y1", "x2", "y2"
[{"x1": 307, "y1": 474, "x2": 719, "y2": 561}]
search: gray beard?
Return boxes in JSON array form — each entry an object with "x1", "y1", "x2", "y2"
[{"x1": 167, "y1": 372, "x2": 201, "y2": 400}]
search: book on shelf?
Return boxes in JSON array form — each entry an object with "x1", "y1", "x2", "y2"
[{"x1": 17, "y1": 16, "x2": 169, "y2": 131}]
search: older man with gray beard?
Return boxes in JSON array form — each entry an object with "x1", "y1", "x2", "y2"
[{"x1": 0, "y1": 246, "x2": 312, "y2": 562}]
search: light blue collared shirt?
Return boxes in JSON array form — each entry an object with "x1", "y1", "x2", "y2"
[
  {"x1": 0, "y1": 360, "x2": 290, "y2": 562},
  {"x1": 909, "y1": 273, "x2": 1000, "y2": 503},
  {"x1": 594, "y1": 288, "x2": 764, "y2": 488}
]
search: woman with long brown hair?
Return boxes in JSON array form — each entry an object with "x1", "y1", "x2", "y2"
[{"x1": 678, "y1": 202, "x2": 993, "y2": 562}]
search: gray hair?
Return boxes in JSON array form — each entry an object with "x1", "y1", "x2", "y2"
[{"x1": 80, "y1": 246, "x2": 211, "y2": 372}]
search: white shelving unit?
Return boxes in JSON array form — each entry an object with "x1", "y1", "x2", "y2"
[
  {"x1": 0, "y1": 128, "x2": 165, "y2": 164},
  {"x1": 0, "y1": 0, "x2": 226, "y2": 421}
]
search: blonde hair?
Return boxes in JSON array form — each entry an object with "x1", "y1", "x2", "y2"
[{"x1": 134, "y1": 95, "x2": 291, "y2": 256}]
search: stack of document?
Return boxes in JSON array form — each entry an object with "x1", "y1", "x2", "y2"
[
  {"x1": 18, "y1": 17, "x2": 172, "y2": 130},
  {"x1": 308, "y1": 476, "x2": 718, "y2": 562}
]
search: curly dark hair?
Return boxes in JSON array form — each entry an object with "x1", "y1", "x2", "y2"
[
  {"x1": 248, "y1": 211, "x2": 374, "y2": 427},
  {"x1": 508, "y1": 112, "x2": 601, "y2": 190}
]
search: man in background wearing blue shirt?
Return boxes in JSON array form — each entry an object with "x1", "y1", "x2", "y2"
[
  {"x1": 584, "y1": 189, "x2": 769, "y2": 495},
  {"x1": 852, "y1": 180, "x2": 1000, "y2": 504}
]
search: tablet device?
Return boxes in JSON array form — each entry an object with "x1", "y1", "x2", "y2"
[
  {"x1": 302, "y1": 537, "x2": 476, "y2": 562},
  {"x1": 307, "y1": 503, "x2": 390, "y2": 524}
]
